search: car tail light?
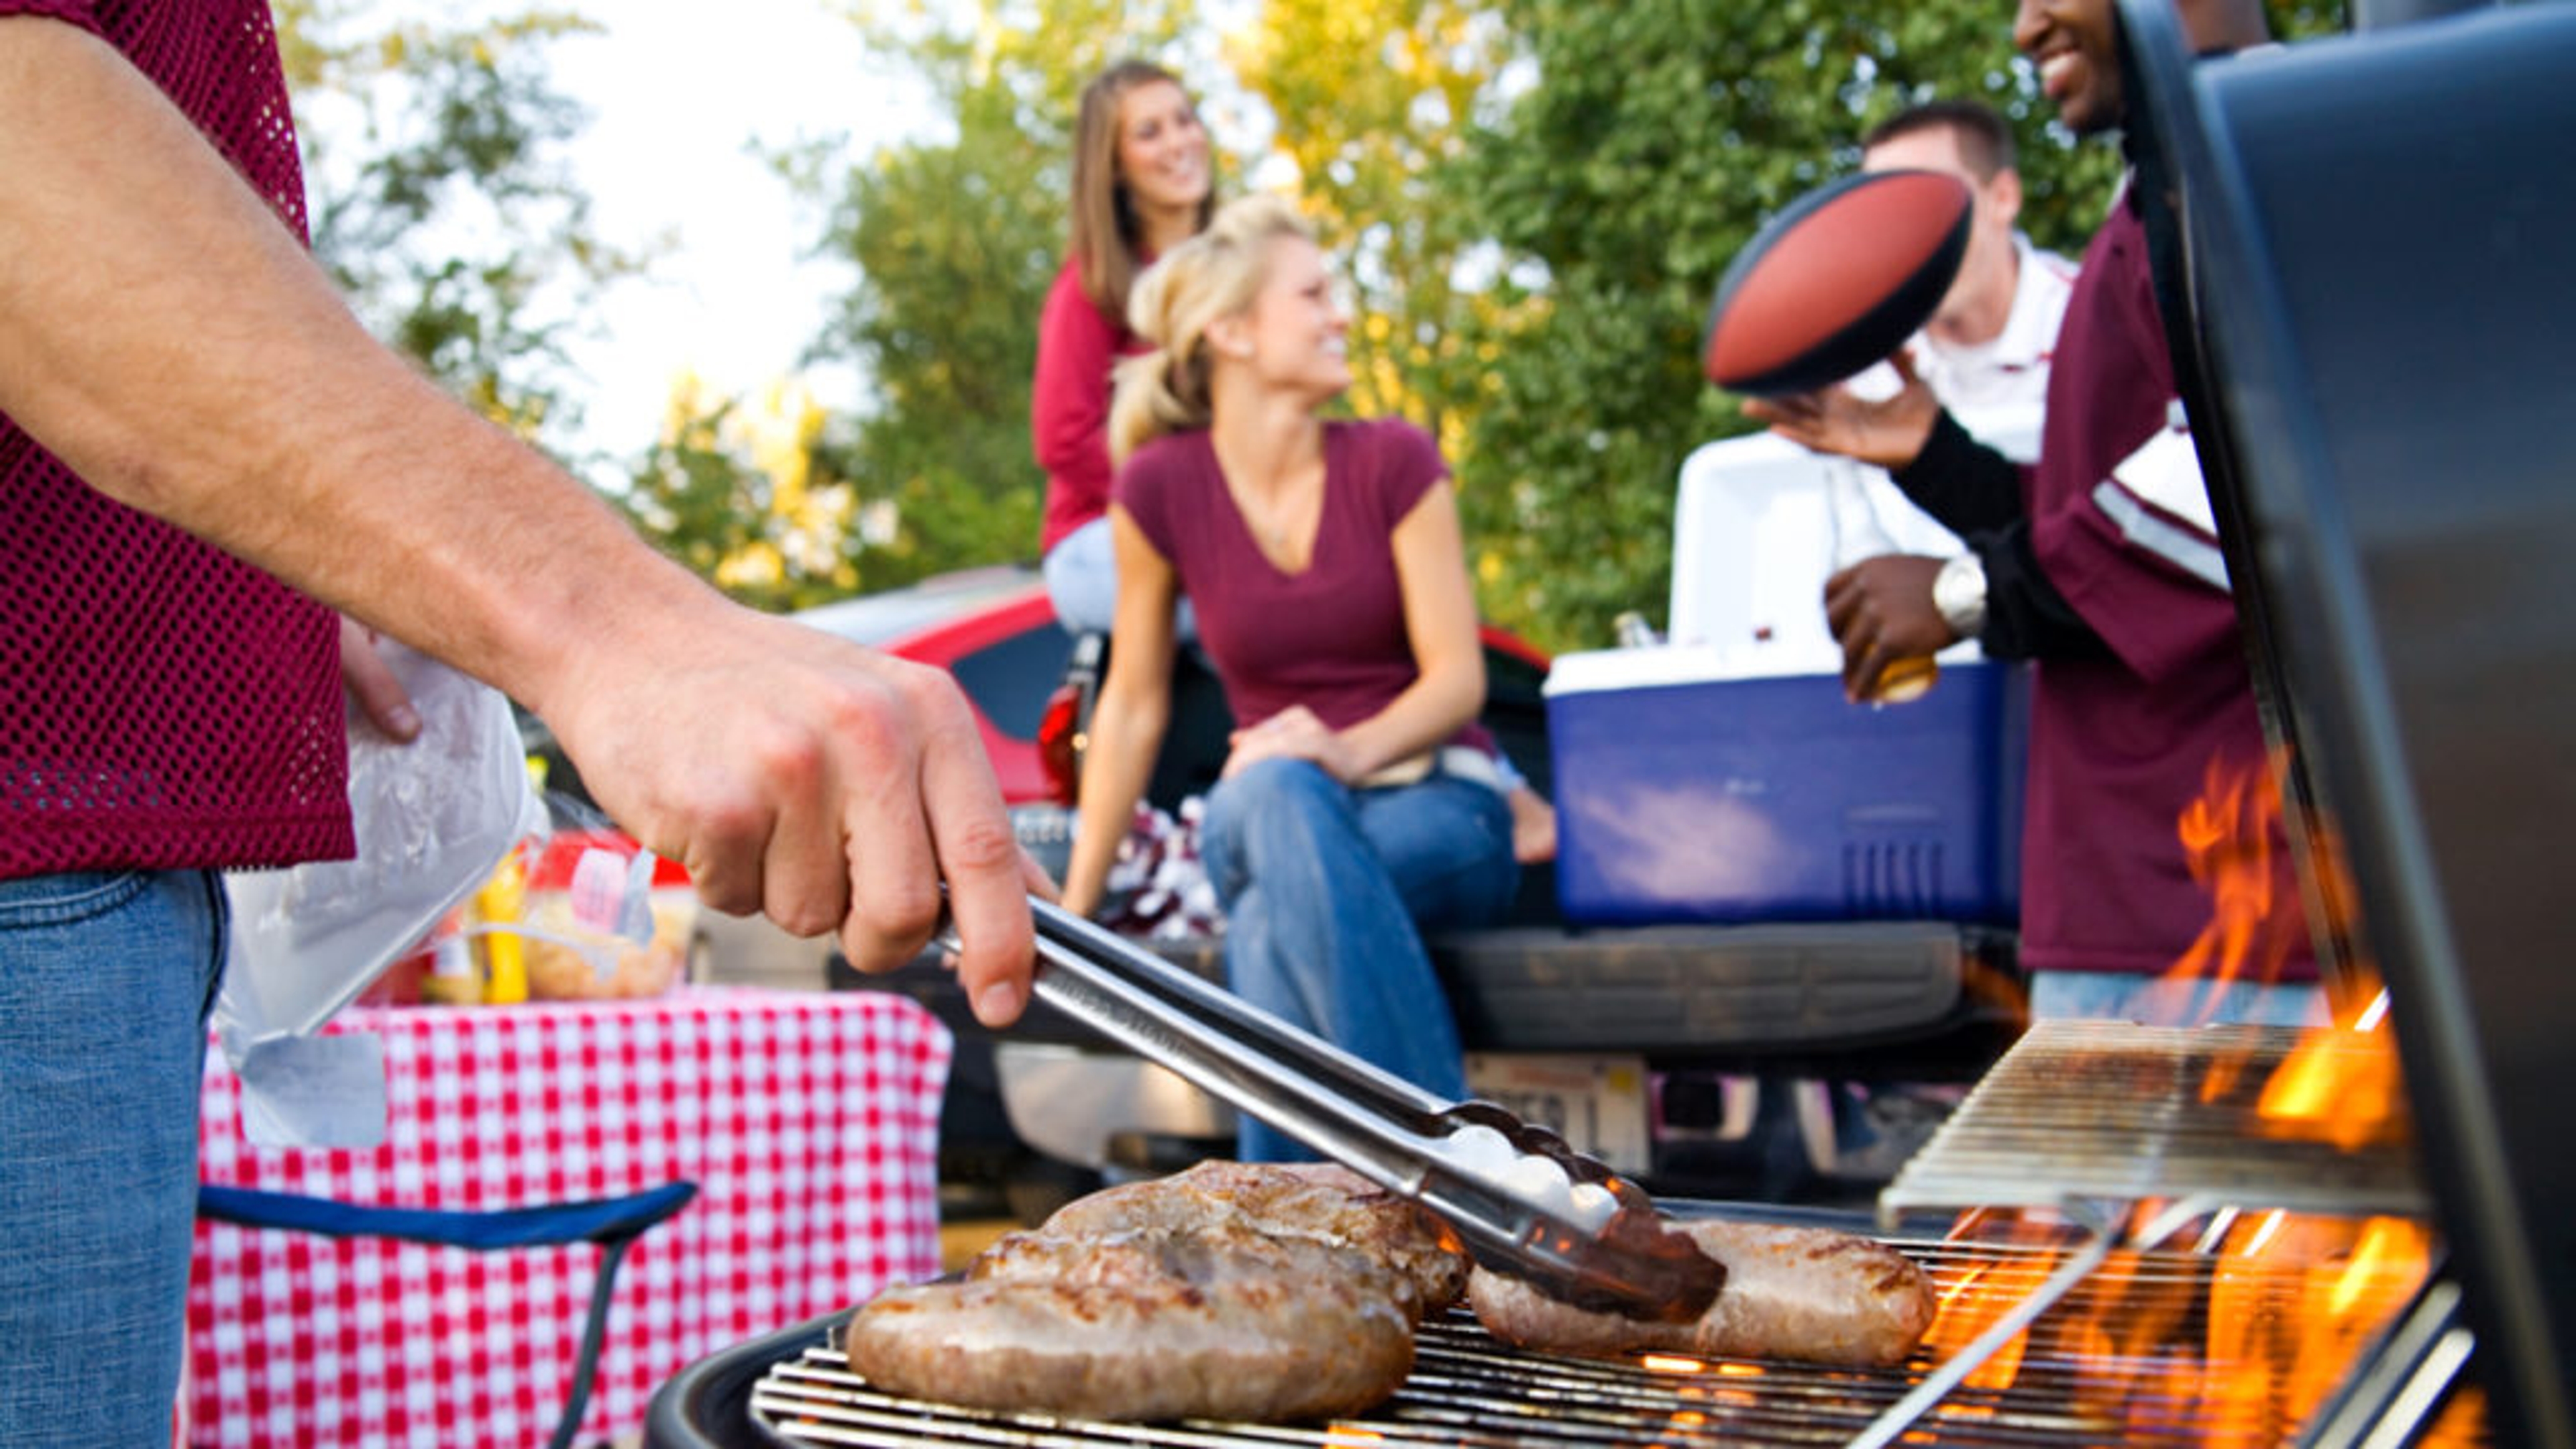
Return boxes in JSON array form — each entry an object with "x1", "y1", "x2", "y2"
[{"x1": 1036, "y1": 681, "x2": 1082, "y2": 807}]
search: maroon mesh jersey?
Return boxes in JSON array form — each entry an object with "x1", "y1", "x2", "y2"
[{"x1": 2, "y1": 0, "x2": 352, "y2": 875}]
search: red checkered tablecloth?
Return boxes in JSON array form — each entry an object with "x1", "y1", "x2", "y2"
[{"x1": 186, "y1": 987, "x2": 951, "y2": 1448}]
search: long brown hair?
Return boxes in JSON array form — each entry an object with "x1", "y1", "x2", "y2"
[{"x1": 1069, "y1": 60, "x2": 1216, "y2": 319}]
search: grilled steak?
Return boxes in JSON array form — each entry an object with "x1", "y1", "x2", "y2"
[
  {"x1": 846, "y1": 1221, "x2": 1415, "y2": 1421},
  {"x1": 1036, "y1": 1159, "x2": 1470, "y2": 1319},
  {"x1": 1468, "y1": 1218, "x2": 1935, "y2": 1368}
]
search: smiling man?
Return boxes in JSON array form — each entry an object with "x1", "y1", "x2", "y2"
[
  {"x1": 1746, "y1": 0, "x2": 2322, "y2": 1029},
  {"x1": 1860, "y1": 99, "x2": 2080, "y2": 417}
]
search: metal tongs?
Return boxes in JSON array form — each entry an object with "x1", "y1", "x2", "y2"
[{"x1": 951, "y1": 897, "x2": 1724, "y2": 1323}]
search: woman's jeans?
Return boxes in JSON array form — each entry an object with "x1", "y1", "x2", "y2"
[
  {"x1": 2029, "y1": 968, "x2": 2327, "y2": 1026},
  {"x1": 1199, "y1": 759, "x2": 1518, "y2": 1162},
  {"x1": 1, "y1": 869, "x2": 226, "y2": 1447}
]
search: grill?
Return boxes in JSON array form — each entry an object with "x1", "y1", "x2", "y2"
[
  {"x1": 651, "y1": 1020, "x2": 2465, "y2": 1449},
  {"x1": 653, "y1": 1, "x2": 2576, "y2": 1444},
  {"x1": 702, "y1": 1228, "x2": 2471, "y2": 1449},
  {"x1": 1881, "y1": 1020, "x2": 2424, "y2": 1219}
]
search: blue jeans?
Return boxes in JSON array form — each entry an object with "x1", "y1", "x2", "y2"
[
  {"x1": 0, "y1": 869, "x2": 226, "y2": 1447},
  {"x1": 1199, "y1": 759, "x2": 1518, "y2": 1162},
  {"x1": 2029, "y1": 969, "x2": 2329, "y2": 1027}
]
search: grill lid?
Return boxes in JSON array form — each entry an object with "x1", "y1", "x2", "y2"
[{"x1": 2115, "y1": 2, "x2": 2576, "y2": 1442}]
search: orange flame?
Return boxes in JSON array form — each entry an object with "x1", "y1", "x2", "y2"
[
  {"x1": 2256, "y1": 1022, "x2": 2409, "y2": 1150},
  {"x1": 2167, "y1": 752, "x2": 2308, "y2": 1010},
  {"x1": 1913, "y1": 753, "x2": 2466, "y2": 1438},
  {"x1": 1931, "y1": 1205, "x2": 2473, "y2": 1444},
  {"x1": 2163, "y1": 750, "x2": 2415, "y2": 1147},
  {"x1": 2198, "y1": 1214, "x2": 2455, "y2": 1446}
]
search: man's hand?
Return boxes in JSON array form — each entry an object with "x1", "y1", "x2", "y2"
[
  {"x1": 1741, "y1": 351, "x2": 1942, "y2": 471},
  {"x1": 337, "y1": 616, "x2": 421, "y2": 742},
  {"x1": 1823, "y1": 555, "x2": 1955, "y2": 704},
  {"x1": 544, "y1": 608, "x2": 1038, "y2": 1028}
]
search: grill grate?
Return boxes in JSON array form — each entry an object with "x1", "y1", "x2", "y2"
[
  {"x1": 1881, "y1": 1020, "x2": 2427, "y2": 1222},
  {"x1": 747, "y1": 1234, "x2": 2472, "y2": 1448}
]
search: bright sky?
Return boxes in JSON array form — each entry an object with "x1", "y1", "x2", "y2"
[{"x1": 539, "y1": 0, "x2": 940, "y2": 483}]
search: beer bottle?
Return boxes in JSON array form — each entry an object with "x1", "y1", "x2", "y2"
[{"x1": 1825, "y1": 463, "x2": 1937, "y2": 704}]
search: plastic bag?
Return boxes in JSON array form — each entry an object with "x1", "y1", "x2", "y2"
[{"x1": 216, "y1": 640, "x2": 548, "y2": 1147}]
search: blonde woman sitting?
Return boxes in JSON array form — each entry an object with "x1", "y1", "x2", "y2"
[{"x1": 1055, "y1": 195, "x2": 1519, "y2": 1162}]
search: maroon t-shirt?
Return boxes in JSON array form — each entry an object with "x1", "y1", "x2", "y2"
[
  {"x1": 1117, "y1": 417, "x2": 1489, "y2": 752},
  {"x1": 2018, "y1": 191, "x2": 2313, "y2": 982},
  {"x1": 1, "y1": 0, "x2": 352, "y2": 876}
]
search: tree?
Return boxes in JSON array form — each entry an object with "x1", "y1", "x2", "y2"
[
  {"x1": 782, "y1": 0, "x2": 1210, "y2": 592},
  {"x1": 1422, "y1": 0, "x2": 2343, "y2": 654},
  {"x1": 614, "y1": 376, "x2": 862, "y2": 614},
  {"x1": 276, "y1": 1, "x2": 643, "y2": 455},
  {"x1": 1231, "y1": 0, "x2": 1507, "y2": 423}
]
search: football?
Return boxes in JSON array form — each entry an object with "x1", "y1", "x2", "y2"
[{"x1": 1702, "y1": 168, "x2": 1974, "y2": 398}]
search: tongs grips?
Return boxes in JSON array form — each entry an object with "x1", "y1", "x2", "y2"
[{"x1": 969, "y1": 898, "x2": 1723, "y2": 1322}]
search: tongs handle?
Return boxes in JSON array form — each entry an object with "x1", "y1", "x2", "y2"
[
  {"x1": 1024, "y1": 898, "x2": 1452, "y2": 1166},
  {"x1": 973, "y1": 897, "x2": 1723, "y2": 1322}
]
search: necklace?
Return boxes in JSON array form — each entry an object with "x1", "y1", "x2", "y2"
[{"x1": 1244, "y1": 491, "x2": 1316, "y2": 563}]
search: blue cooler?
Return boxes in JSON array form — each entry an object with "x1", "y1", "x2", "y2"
[{"x1": 1545, "y1": 647, "x2": 2027, "y2": 927}]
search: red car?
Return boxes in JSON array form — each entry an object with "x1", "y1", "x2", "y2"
[
  {"x1": 653, "y1": 564, "x2": 1554, "y2": 989},
  {"x1": 788, "y1": 562, "x2": 1556, "y2": 814}
]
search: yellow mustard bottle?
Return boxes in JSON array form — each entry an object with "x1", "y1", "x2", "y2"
[{"x1": 476, "y1": 846, "x2": 531, "y2": 1006}]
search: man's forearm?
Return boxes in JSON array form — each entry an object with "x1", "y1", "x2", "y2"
[
  {"x1": 0, "y1": 17, "x2": 714, "y2": 721},
  {"x1": 1966, "y1": 521, "x2": 2112, "y2": 663},
  {"x1": 1888, "y1": 411, "x2": 2025, "y2": 536}
]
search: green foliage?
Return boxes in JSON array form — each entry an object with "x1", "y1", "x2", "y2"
[
  {"x1": 780, "y1": 0, "x2": 1208, "y2": 592},
  {"x1": 800, "y1": 92, "x2": 1055, "y2": 584},
  {"x1": 1234, "y1": 0, "x2": 1508, "y2": 432},
  {"x1": 1434, "y1": 0, "x2": 2137, "y2": 653},
  {"x1": 616, "y1": 391, "x2": 782, "y2": 604},
  {"x1": 612, "y1": 383, "x2": 865, "y2": 614},
  {"x1": 280, "y1": 3, "x2": 643, "y2": 451}
]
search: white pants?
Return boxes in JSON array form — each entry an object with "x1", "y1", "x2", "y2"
[{"x1": 1043, "y1": 516, "x2": 1195, "y2": 641}]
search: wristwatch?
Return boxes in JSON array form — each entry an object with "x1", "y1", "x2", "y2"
[{"x1": 1933, "y1": 552, "x2": 1989, "y2": 639}]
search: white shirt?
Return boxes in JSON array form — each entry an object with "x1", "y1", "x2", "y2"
[
  {"x1": 1909, "y1": 232, "x2": 2080, "y2": 417},
  {"x1": 1664, "y1": 236, "x2": 2076, "y2": 672}
]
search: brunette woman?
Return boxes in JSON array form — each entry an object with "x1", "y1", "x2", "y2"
[
  {"x1": 1033, "y1": 60, "x2": 1214, "y2": 634},
  {"x1": 1057, "y1": 196, "x2": 1519, "y2": 1161}
]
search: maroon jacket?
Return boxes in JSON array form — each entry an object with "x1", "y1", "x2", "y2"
[
  {"x1": 1032, "y1": 258, "x2": 1149, "y2": 556},
  {"x1": 2015, "y1": 189, "x2": 2313, "y2": 982}
]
